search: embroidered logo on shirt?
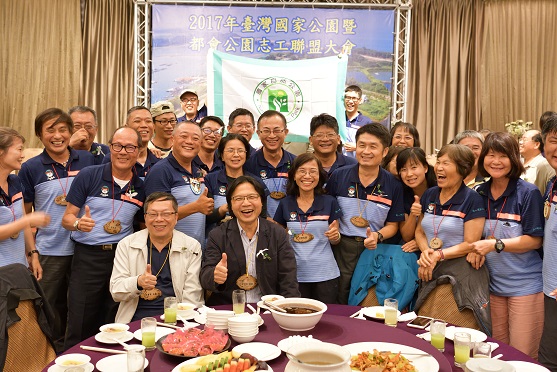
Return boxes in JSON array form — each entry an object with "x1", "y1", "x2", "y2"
[
  {"x1": 260, "y1": 170, "x2": 267, "y2": 179},
  {"x1": 45, "y1": 169, "x2": 55, "y2": 181},
  {"x1": 427, "y1": 203, "x2": 435, "y2": 213},
  {"x1": 100, "y1": 186, "x2": 109, "y2": 197},
  {"x1": 289, "y1": 212, "x2": 297, "y2": 221},
  {"x1": 219, "y1": 185, "x2": 226, "y2": 195},
  {"x1": 348, "y1": 186, "x2": 356, "y2": 197},
  {"x1": 189, "y1": 178, "x2": 201, "y2": 195}
]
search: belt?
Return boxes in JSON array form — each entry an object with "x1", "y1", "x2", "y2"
[
  {"x1": 344, "y1": 235, "x2": 365, "y2": 242},
  {"x1": 75, "y1": 242, "x2": 117, "y2": 251}
]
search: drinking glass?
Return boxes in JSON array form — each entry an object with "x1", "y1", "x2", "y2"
[
  {"x1": 164, "y1": 296, "x2": 177, "y2": 325},
  {"x1": 232, "y1": 289, "x2": 246, "y2": 314},
  {"x1": 140, "y1": 317, "x2": 156, "y2": 351},
  {"x1": 473, "y1": 342, "x2": 492, "y2": 358},
  {"x1": 454, "y1": 332, "x2": 471, "y2": 367},
  {"x1": 126, "y1": 344, "x2": 145, "y2": 372},
  {"x1": 384, "y1": 298, "x2": 398, "y2": 327},
  {"x1": 430, "y1": 321, "x2": 446, "y2": 352}
]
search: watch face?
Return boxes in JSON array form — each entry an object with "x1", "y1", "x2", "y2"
[{"x1": 495, "y1": 240, "x2": 504, "y2": 251}]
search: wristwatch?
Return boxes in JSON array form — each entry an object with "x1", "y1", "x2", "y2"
[
  {"x1": 27, "y1": 250, "x2": 39, "y2": 257},
  {"x1": 495, "y1": 239, "x2": 505, "y2": 253},
  {"x1": 73, "y1": 219, "x2": 81, "y2": 231},
  {"x1": 376, "y1": 231, "x2": 384, "y2": 243}
]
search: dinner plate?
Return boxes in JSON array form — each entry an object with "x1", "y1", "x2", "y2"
[
  {"x1": 360, "y1": 306, "x2": 402, "y2": 321},
  {"x1": 94, "y1": 330, "x2": 134, "y2": 344},
  {"x1": 96, "y1": 354, "x2": 148, "y2": 372},
  {"x1": 342, "y1": 342, "x2": 440, "y2": 372},
  {"x1": 507, "y1": 361, "x2": 550, "y2": 371},
  {"x1": 277, "y1": 335, "x2": 322, "y2": 352},
  {"x1": 445, "y1": 327, "x2": 487, "y2": 343},
  {"x1": 194, "y1": 313, "x2": 207, "y2": 324},
  {"x1": 232, "y1": 342, "x2": 281, "y2": 361},
  {"x1": 172, "y1": 356, "x2": 274, "y2": 372},
  {"x1": 156, "y1": 333, "x2": 231, "y2": 358},
  {"x1": 133, "y1": 326, "x2": 175, "y2": 342},
  {"x1": 48, "y1": 362, "x2": 94, "y2": 372}
]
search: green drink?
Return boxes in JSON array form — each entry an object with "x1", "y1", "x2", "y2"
[
  {"x1": 384, "y1": 308, "x2": 397, "y2": 327},
  {"x1": 142, "y1": 331, "x2": 156, "y2": 349},
  {"x1": 431, "y1": 333, "x2": 445, "y2": 351},
  {"x1": 454, "y1": 344, "x2": 470, "y2": 365},
  {"x1": 164, "y1": 307, "x2": 177, "y2": 324}
]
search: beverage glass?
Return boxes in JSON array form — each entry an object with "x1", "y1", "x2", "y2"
[
  {"x1": 140, "y1": 317, "x2": 156, "y2": 351},
  {"x1": 473, "y1": 342, "x2": 492, "y2": 358},
  {"x1": 430, "y1": 320, "x2": 446, "y2": 352},
  {"x1": 454, "y1": 332, "x2": 471, "y2": 367},
  {"x1": 164, "y1": 296, "x2": 178, "y2": 325},
  {"x1": 126, "y1": 344, "x2": 145, "y2": 372},
  {"x1": 384, "y1": 298, "x2": 398, "y2": 327},
  {"x1": 232, "y1": 289, "x2": 246, "y2": 314}
]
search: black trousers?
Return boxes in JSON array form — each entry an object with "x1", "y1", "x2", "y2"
[
  {"x1": 539, "y1": 294, "x2": 557, "y2": 372},
  {"x1": 333, "y1": 235, "x2": 365, "y2": 304},
  {"x1": 299, "y1": 277, "x2": 340, "y2": 304}
]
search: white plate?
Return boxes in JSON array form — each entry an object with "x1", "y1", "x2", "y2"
[
  {"x1": 277, "y1": 335, "x2": 322, "y2": 352},
  {"x1": 445, "y1": 327, "x2": 487, "y2": 343},
  {"x1": 172, "y1": 355, "x2": 274, "y2": 372},
  {"x1": 96, "y1": 354, "x2": 149, "y2": 372},
  {"x1": 232, "y1": 342, "x2": 282, "y2": 361},
  {"x1": 94, "y1": 330, "x2": 134, "y2": 344},
  {"x1": 507, "y1": 361, "x2": 550, "y2": 371},
  {"x1": 285, "y1": 360, "x2": 350, "y2": 372},
  {"x1": 133, "y1": 326, "x2": 175, "y2": 342},
  {"x1": 48, "y1": 362, "x2": 94, "y2": 372},
  {"x1": 161, "y1": 312, "x2": 197, "y2": 321},
  {"x1": 342, "y1": 342, "x2": 440, "y2": 372},
  {"x1": 194, "y1": 313, "x2": 207, "y2": 324},
  {"x1": 360, "y1": 306, "x2": 402, "y2": 321}
]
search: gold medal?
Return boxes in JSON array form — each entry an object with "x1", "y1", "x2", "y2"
[
  {"x1": 104, "y1": 220, "x2": 122, "y2": 234},
  {"x1": 486, "y1": 235, "x2": 495, "y2": 240},
  {"x1": 140, "y1": 288, "x2": 162, "y2": 301},
  {"x1": 236, "y1": 274, "x2": 258, "y2": 290},
  {"x1": 430, "y1": 237, "x2": 443, "y2": 249},
  {"x1": 293, "y1": 232, "x2": 314, "y2": 243},
  {"x1": 54, "y1": 194, "x2": 68, "y2": 206},
  {"x1": 270, "y1": 191, "x2": 286, "y2": 200},
  {"x1": 10, "y1": 232, "x2": 20, "y2": 239},
  {"x1": 544, "y1": 200, "x2": 551, "y2": 219},
  {"x1": 350, "y1": 216, "x2": 369, "y2": 227}
]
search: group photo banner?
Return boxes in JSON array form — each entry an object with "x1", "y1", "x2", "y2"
[{"x1": 151, "y1": 3, "x2": 395, "y2": 142}]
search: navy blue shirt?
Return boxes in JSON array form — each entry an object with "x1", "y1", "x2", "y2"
[
  {"x1": 345, "y1": 112, "x2": 373, "y2": 157},
  {"x1": 102, "y1": 149, "x2": 160, "y2": 180},
  {"x1": 326, "y1": 153, "x2": 358, "y2": 177},
  {"x1": 0, "y1": 175, "x2": 26, "y2": 267},
  {"x1": 90, "y1": 142, "x2": 110, "y2": 165},
  {"x1": 193, "y1": 153, "x2": 224, "y2": 175},
  {"x1": 177, "y1": 104, "x2": 208, "y2": 124}
]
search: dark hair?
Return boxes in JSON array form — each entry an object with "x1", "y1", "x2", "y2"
[
  {"x1": 478, "y1": 132, "x2": 524, "y2": 179},
  {"x1": 437, "y1": 144, "x2": 475, "y2": 179},
  {"x1": 34, "y1": 108, "x2": 73, "y2": 138},
  {"x1": 396, "y1": 147, "x2": 437, "y2": 188},
  {"x1": 532, "y1": 131, "x2": 544, "y2": 153},
  {"x1": 286, "y1": 153, "x2": 326, "y2": 197},
  {"x1": 540, "y1": 111, "x2": 557, "y2": 130},
  {"x1": 218, "y1": 133, "x2": 251, "y2": 161},
  {"x1": 126, "y1": 105, "x2": 150, "y2": 121},
  {"x1": 0, "y1": 127, "x2": 25, "y2": 154},
  {"x1": 108, "y1": 127, "x2": 142, "y2": 148},
  {"x1": 68, "y1": 105, "x2": 97, "y2": 122},
  {"x1": 355, "y1": 123, "x2": 391, "y2": 148},
  {"x1": 542, "y1": 115, "x2": 557, "y2": 140},
  {"x1": 389, "y1": 122, "x2": 421, "y2": 148},
  {"x1": 257, "y1": 110, "x2": 287, "y2": 129},
  {"x1": 144, "y1": 192, "x2": 178, "y2": 213},
  {"x1": 345, "y1": 85, "x2": 363, "y2": 98},
  {"x1": 226, "y1": 176, "x2": 266, "y2": 219},
  {"x1": 309, "y1": 113, "x2": 339, "y2": 135},
  {"x1": 199, "y1": 115, "x2": 224, "y2": 128},
  {"x1": 228, "y1": 108, "x2": 255, "y2": 127},
  {"x1": 381, "y1": 146, "x2": 405, "y2": 170}
]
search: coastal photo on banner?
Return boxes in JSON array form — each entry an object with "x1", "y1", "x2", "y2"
[{"x1": 151, "y1": 4, "x2": 395, "y2": 142}]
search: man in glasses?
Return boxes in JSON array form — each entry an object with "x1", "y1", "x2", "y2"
[
  {"x1": 110, "y1": 192, "x2": 203, "y2": 323},
  {"x1": 193, "y1": 116, "x2": 225, "y2": 175},
  {"x1": 520, "y1": 129, "x2": 555, "y2": 195},
  {"x1": 177, "y1": 89, "x2": 207, "y2": 124},
  {"x1": 149, "y1": 101, "x2": 177, "y2": 158},
  {"x1": 227, "y1": 108, "x2": 258, "y2": 156},
  {"x1": 343, "y1": 85, "x2": 372, "y2": 157},
  {"x1": 68, "y1": 106, "x2": 109, "y2": 164},
  {"x1": 62, "y1": 126, "x2": 146, "y2": 349}
]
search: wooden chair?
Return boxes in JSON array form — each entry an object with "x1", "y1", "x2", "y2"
[{"x1": 359, "y1": 285, "x2": 380, "y2": 307}]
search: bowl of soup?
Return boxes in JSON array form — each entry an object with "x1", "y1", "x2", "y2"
[
  {"x1": 267, "y1": 298, "x2": 327, "y2": 331},
  {"x1": 286, "y1": 342, "x2": 351, "y2": 371},
  {"x1": 99, "y1": 323, "x2": 129, "y2": 339},
  {"x1": 54, "y1": 353, "x2": 91, "y2": 370}
]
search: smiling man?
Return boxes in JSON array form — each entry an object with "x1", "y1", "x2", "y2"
[
  {"x1": 227, "y1": 108, "x2": 258, "y2": 156},
  {"x1": 520, "y1": 129, "x2": 555, "y2": 195},
  {"x1": 343, "y1": 85, "x2": 373, "y2": 157},
  {"x1": 68, "y1": 106, "x2": 109, "y2": 164},
  {"x1": 149, "y1": 101, "x2": 176, "y2": 158},
  {"x1": 193, "y1": 116, "x2": 224, "y2": 175},
  {"x1": 177, "y1": 89, "x2": 208, "y2": 124}
]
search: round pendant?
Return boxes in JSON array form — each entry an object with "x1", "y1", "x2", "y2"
[
  {"x1": 544, "y1": 201, "x2": 551, "y2": 219},
  {"x1": 293, "y1": 232, "x2": 314, "y2": 243},
  {"x1": 430, "y1": 237, "x2": 443, "y2": 249},
  {"x1": 270, "y1": 191, "x2": 286, "y2": 200},
  {"x1": 54, "y1": 194, "x2": 68, "y2": 206},
  {"x1": 236, "y1": 274, "x2": 258, "y2": 291},
  {"x1": 104, "y1": 220, "x2": 122, "y2": 234},
  {"x1": 350, "y1": 216, "x2": 369, "y2": 228},
  {"x1": 486, "y1": 235, "x2": 495, "y2": 240},
  {"x1": 10, "y1": 232, "x2": 20, "y2": 240},
  {"x1": 140, "y1": 288, "x2": 162, "y2": 301}
]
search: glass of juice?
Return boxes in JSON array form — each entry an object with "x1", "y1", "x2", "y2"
[
  {"x1": 232, "y1": 289, "x2": 246, "y2": 314},
  {"x1": 164, "y1": 296, "x2": 178, "y2": 325},
  {"x1": 384, "y1": 298, "x2": 398, "y2": 327},
  {"x1": 140, "y1": 317, "x2": 156, "y2": 351},
  {"x1": 454, "y1": 332, "x2": 471, "y2": 368},
  {"x1": 430, "y1": 320, "x2": 446, "y2": 352}
]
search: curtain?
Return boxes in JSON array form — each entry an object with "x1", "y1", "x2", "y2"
[
  {"x1": 80, "y1": 0, "x2": 135, "y2": 144},
  {"x1": 0, "y1": 0, "x2": 81, "y2": 148},
  {"x1": 481, "y1": 0, "x2": 557, "y2": 131},
  {"x1": 407, "y1": 0, "x2": 484, "y2": 154}
]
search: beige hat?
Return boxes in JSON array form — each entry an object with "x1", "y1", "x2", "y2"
[
  {"x1": 150, "y1": 101, "x2": 175, "y2": 117},
  {"x1": 179, "y1": 89, "x2": 198, "y2": 101}
]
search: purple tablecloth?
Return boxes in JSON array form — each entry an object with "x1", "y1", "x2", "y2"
[{"x1": 43, "y1": 304, "x2": 542, "y2": 371}]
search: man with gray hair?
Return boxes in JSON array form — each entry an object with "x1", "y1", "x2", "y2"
[
  {"x1": 68, "y1": 106, "x2": 109, "y2": 164},
  {"x1": 520, "y1": 129, "x2": 555, "y2": 195}
]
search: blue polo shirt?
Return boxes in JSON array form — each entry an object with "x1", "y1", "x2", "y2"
[
  {"x1": 420, "y1": 183, "x2": 486, "y2": 250},
  {"x1": 345, "y1": 112, "x2": 373, "y2": 157},
  {"x1": 193, "y1": 153, "x2": 224, "y2": 175},
  {"x1": 102, "y1": 149, "x2": 160, "y2": 180},
  {"x1": 326, "y1": 153, "x2": 358, "y2": 177},
  {"x1": 144, "y1": 153, "x2": 207, "y2": 246},
  {"x1": 326, "y1": 165, "x2": 405, "y2": 237},
  {"x1": 543, "y1": 176, "x2": 557, "y2": 297},
  {"x1": 274, "y1": 194, "x2": 342, "y2": 282},
  {"x1": 204, "y1": 169, "x2": 269, "y2": 211},
  {"x1": 177, "y1": 105, "x2": 208, "y2": 123},
  {"x1": 244, "y1": 149, "x2": 297, "y2": 218},
  {"x1": 0, "y1": 175, "x2": 26, "y2": 267},
  {"x1": 90, "y1": 142, "x2": 110, "y2": 165},
  {"x1": 65, "y1": 163, "x2": 145, "y2": 245},
  {"x1": 19, "y1": 148, "x2": 96, "y2": 256},
  {"x1": 476, "y1": 179, "x2": 543, "y2": 296}
]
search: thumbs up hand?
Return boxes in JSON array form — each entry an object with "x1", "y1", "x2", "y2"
[
  {"x1": 197, "y1": 187, "x2": 215, "y2": 216},
  {"x1": 410, "y1": 195, "x2": 422, "y2": 218},
  {"x1": 214, "y1": 253, "x2": 228, "y2": 285},
  {"x1": 77, "y1": 205, "x2": 95, "y2": 232},
  {"x1": 138, "y1": 264, "x2": 157, "y2": 290},
  {"x1": 324, "y1": 220, "x2": 340, "y2": 244},
  {"x1": 363, "y1": 227, "x2": 378, "y2": 250}
]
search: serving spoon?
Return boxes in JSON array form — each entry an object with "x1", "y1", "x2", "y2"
[{"x1": 264, "y1": 300, "x2": 287, "y2": 313}]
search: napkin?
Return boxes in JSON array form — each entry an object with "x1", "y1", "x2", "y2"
[{"x1": 398, "y1": 311, "x2": 417, "y2": 322}]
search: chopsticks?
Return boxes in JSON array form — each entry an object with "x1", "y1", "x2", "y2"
[
  {"x1": 80, "y1": 345, "x2": 126, "y2": 354},
  {"x1": 156, "y1": 321, "x2": 181, "y2": 330}
]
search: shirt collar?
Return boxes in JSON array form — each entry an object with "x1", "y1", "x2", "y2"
[{"x1": 237, "y1": 218, "x2": 260, "y2": 241}]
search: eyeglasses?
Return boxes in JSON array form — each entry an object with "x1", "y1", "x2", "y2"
[
  {"x1": 296, "y1": 169, "x2": 319, "y2": 176},
  {"x1": 74, "y1": 124, "x2": 96, "y2": 131},
  {"x1": 393, "y1": 135, "x2": 414, "y2": 142},
  {"x1": 145, "y1": 211, "x2": 177, "y2": 219},
  {"x1": 223, "y1": 148, "x2": 247, "y2": 155},
  {"x1": 258, "y1": 128, "x2": 286, "y2": 136},
  {"x1": 111, "y1": 143, "x2": 138, "y2": 153},
  {"x1": 231, "y1": 194, "x2": 260, "y2": 202},
  {"x1": 312, "y1": 133, "x2": 338, "y2": 140},
  {"x1": 181, "y1": 98, "x2": 198, "y2": 103},
  {"x1": 344, "y1": 96, "x2": 360, "y2": 102},
  {"x1": 155, "y1": 119, "x2": 177, "y2": 126},
  {"x1": 232, "y1": 123, "x2": 254, "y2": 130},
  {"x1": 202, "y1": 127, "x2": 223, "y2": 136}
]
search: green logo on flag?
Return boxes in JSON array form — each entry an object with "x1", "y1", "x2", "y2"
[
  {"x1": 268, "y1": 89, "x2": 288, "y2": 112},
  {"x1": 253, "y1": 77, "x2": 303, "y2": 122}
]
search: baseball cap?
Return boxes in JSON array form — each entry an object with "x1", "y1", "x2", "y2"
[
  {"x1": 179, "y1": 89, "x2": 199, "y2": 101},
  {"x1": 150, "y1": 101, "x2": 175, "y2": 117}
]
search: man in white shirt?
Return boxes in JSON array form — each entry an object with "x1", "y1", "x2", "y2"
[{"x1": 520, "y1": 129, "x2": 555, "y2": 195}]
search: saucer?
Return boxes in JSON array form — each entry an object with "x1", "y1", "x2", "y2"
[
  {"x1": 133, "y1": 326, "x2": 175, "y2": 342},
  {"x1": 94, "y1": 330, "x2": 134, "y2": 344},
  {"x1": 48, "y1": 362, "x2": 94, "y2": 372}
]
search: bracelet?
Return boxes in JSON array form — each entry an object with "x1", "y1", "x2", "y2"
[
  {"x1": 436, "y1": 249, "x2": 445, "y2": 261},
  {"x1": 27, "y1": 250, "x2": 39, "y2": 257}
]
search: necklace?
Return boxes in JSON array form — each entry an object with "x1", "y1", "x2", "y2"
[
  {"x1": 486, "y1": 196, "x2": 508, "y2": 240},
  {"x1": 51, "y1": 163, "x2": 70, "y2": 206},
  {"x1": 350, "y1": 183, "x2": 376, "y2": 228},
  {"x1": 103, "y1": 174, "x2": 132, "y2": 234},
  {"x1": 430, "y1": 204, "x2": 452, "y2": 249},
  {"x1": 139, "y1": 236, "x2": 172, "y2": 301},
  {"x1": 236, "y1": 235, "x2": 258, "y2": 290},
  {"x1": 293, "y1": 210, "x2": 314, "y2": 243}
]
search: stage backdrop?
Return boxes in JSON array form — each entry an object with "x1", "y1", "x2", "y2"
[{"x1": 151, "y1": 4, "x2": 395, "y2": 142}]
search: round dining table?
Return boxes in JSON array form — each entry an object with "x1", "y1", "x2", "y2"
[{"x1": 43, "y1": 304, "x2": 543, "y2": 372}]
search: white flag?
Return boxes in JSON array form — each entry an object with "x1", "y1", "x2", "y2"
[{"x1": 207, "y1": 49, "x2": 348, "y2": 142}]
